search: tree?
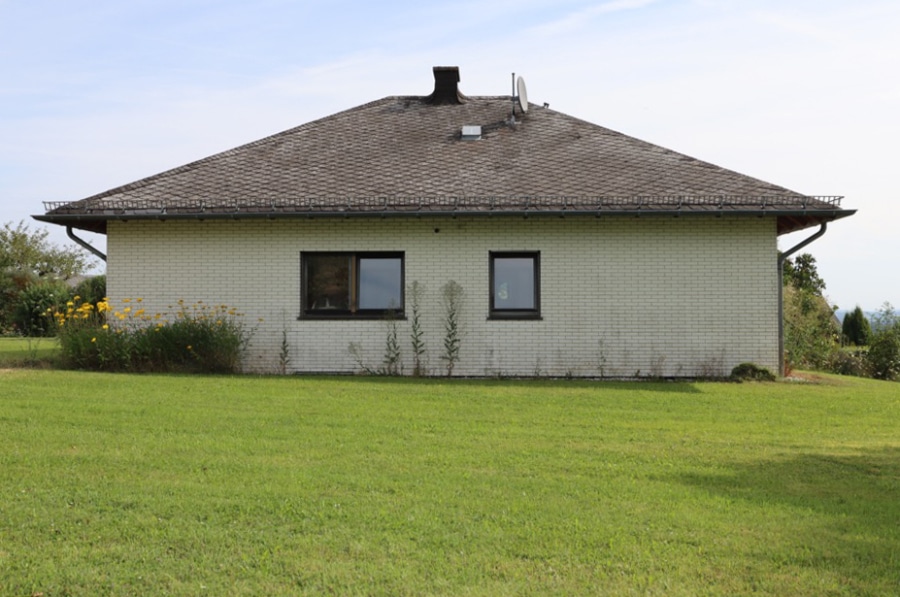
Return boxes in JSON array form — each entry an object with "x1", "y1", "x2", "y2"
[
  {"x1": 841, "y1": 306, "x2": 871, "y2": 346},
  {"x1": 1, "y1": 221, "x2": 93, "y2": 280},
  {"x1": 781, "y1": 252, "x2": 839, "y2": 370},
  {"x1": 783, "y1": 253, "x2": 826, "y2": 295},
  {"x1": 1, "y1": 221, "x2": 94, "y2": 335}
]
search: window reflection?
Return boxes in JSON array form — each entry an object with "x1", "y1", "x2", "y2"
[
  {"x1": 493, "y1": 257, "x2": 535, "y2": 309},
  {"x1": 490, "y1": 252, "x2": 540, "y2": 318},
  {"x1": 359, "y1": 258, "x2": 402, "y2": 309},
  {"x1": 306, "y1": 254, "x2": 350, "y2": 310}
]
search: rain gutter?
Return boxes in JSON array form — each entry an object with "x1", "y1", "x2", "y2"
[
  {"x1": 66, "y1": 225, "x2": 107, "y2": 262},
  {"x1": 36, "y1": 208, "x2": 854, "y2": 225}
]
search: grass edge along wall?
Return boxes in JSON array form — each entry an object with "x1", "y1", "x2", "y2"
[{"x1": 106, "y1": 214, "x2": 778, "y2": 376}]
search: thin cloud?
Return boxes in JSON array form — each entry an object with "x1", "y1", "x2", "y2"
[{"x1": 527, "y1": 0, "x2": 661, "y2": 36}]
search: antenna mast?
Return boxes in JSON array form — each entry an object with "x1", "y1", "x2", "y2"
[{"x1": 511, "y1": 72, "x2": 517, "y2": 118}]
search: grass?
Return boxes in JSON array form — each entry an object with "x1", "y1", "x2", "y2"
[
  {"x1": 0, "y1": 367, "x2": 898, "y2": 595},
  {"x1": 0, "y1": 336, "x2": 58, "y2": 367}
]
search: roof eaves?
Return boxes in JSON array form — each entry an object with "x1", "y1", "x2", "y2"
[{"x1": 34, "y1": 201, "x2": 855, "y2": 236}]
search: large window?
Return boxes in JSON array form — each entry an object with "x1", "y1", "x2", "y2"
[
  {"x1": 489, "y1": 252, "x2": 540, "y2": 319},
  {"x1": 302, "y1": 252, "x2": 404, "y2": 318}
]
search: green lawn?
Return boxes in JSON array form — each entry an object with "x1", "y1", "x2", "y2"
[
  {"x1": 0, "y1": 336, "x2": 58, "y2": 367},
  {"x1": 1, "y1": 368, "x2": 898, "y2": 596}
]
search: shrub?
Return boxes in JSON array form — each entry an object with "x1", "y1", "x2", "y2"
[
  {"x1": 730, "y1": 362, "x2": 776, "y2": 382},
  {"x1": 13, "y1": 280, "x2": 71, "y2": 337},
  {"x1": 0, "y1": 271, "x2": 19, "y2": 334},
  {"x1": 72, "y1": 275, "x2": 106, "y2": 306},
  {"x1": 867, "y1": 333, "x2": 899, "y2": 381},
  {"x1": 53, "y1": 298, "x2": 252, "y2": 373},
  {"x1": 866, "y1": 303, "x2": 900, "y2": 381},
  {"x1": 782, "y1": 285, "x2": 840, "y2": 371},
  {"x1": 826, "y1": 348, "x2": 869, "y2": 377}
]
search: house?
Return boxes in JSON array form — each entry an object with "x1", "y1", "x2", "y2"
[{"x1": 36, "y1": 66, "x2": 854, "y2": 377}]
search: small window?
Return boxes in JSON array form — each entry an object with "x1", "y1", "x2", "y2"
[
  {"x1": 489, "y1": 252, "x2": 540, "y2": 319},
  {"x1": 302, "y1": 252, "x2": 404, "y2": 318}
]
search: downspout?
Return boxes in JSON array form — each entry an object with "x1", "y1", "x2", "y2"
[
  {"x1": 777, "y1": 222, "x2": 827, "y2": 376},
  {"x1": 66, "y1": 226, "x2": 107, "y2": 262}
]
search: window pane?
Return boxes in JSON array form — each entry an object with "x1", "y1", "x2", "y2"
[
  {"x1": 494, "y1": 257, "x2": 535, "y2": 309},
  {"x1": 359, "y1": 257, "x2": 402, "y2": 310},
  {"x1": 306, "y1": 254, "x2": 350, "y2": 310}
]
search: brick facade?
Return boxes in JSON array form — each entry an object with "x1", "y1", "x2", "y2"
[{"x1": 107, "y1": 215, "x2": 778, "y2": 377}]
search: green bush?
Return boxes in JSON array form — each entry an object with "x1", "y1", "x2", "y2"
[
  {"x1": 730, "y1": 362, "x2": 776, "y2": 382},
  {"x1": 72, "y1": 275, "x2": 106, "y2": 306},
  {"x1": 782, "y1": 285, "x2": 840, "y2": 371},
  {"x1": 0, "y1": 272, "x2": 19, "y2": 335},
  {"x1": 13, "y1": 280, "x2": 71, "y2": 337},
  {"x1": 866, "y1": 303, "x2": 900, "y2": 381},
  {"x1": 54, "y1": 298, "x2": 252, "y2": 373},
  {"x1": 867, "y1": 331, "x2": 899, "y2": 381},
  {"x1": 826, "y1": 348, "x2": 869, "y2": 377}
]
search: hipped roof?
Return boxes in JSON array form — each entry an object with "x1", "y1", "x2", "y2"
[{"x1": 37, "y1": 71, "x2": 853, "y2": 235}]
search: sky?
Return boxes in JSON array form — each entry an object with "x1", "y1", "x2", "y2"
[{"x1": 2, "y1": 0, "x2": 897, "y2": 311}]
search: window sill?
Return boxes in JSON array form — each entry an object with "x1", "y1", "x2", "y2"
[
  {"x1": 299, "y1": 313, "x2": 407, "y2": 321},
  {"x1": 488, "y1": 313, "x2": 543, "y2": 321}
]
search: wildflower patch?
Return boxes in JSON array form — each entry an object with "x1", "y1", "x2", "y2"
[{"x1": 51, "y1": 298, "x2": 252, "y2": 373}]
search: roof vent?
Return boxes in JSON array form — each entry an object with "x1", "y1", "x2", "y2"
[
  {"x1": 426, "y1": 66, "x2": 466, "y2": 105},
  {"x1": 461, "y1": 125, "x2": 482, "y2": 141}
]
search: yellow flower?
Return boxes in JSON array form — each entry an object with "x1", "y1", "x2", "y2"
[
  {"x1": 91, "y1": 337, "x2": 96, "y2": 343},
  {"x1": 102, "y1": 324, "x2": 109, "y2": 330},
  {"x1": 134, "y1": 309, "x2": 145, "y2": 317},
  {"x1": 186, "y1": 345, "x2": 193, "y2": 351},
  {"x1": 123, "y1": 307, "x2": 132, "y2": 314},
  {"x1": 136, "y1": 298, "x2": 143, "y2": 303}
]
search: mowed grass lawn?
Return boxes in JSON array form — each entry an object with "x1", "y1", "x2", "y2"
[
  {"x1": 0, "y1": 365, "x2": 898, "y2": 595},
  {"x1": 0, "y1": 337, "x2": 59, "y2": 367}
]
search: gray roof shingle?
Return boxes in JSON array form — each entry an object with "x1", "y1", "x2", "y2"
[{"x1": 37, "y1": 70, "x2": 853, "y2": 235}]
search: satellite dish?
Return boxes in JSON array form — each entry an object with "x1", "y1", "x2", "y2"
[{"x1": 516, "y1": 76, "x2": 528, "y2": 113}]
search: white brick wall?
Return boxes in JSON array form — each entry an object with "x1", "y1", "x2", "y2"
[{"x1": 106, "y1": 215, "x2": 779, "y2": 376}]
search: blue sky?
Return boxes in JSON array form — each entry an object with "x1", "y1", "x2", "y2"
[{"x1": 2, "y1": 0, "x2": 898, "y2": 310}]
